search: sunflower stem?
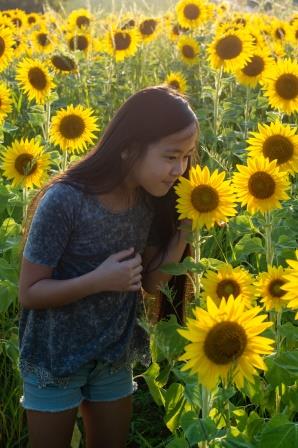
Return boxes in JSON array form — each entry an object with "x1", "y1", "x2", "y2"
[
  {"x1": 213, "y1": 66, "x2": 223, "y2": 139},
  {"x1": 22, "y1": 186, "x2": 28, "y2": 223},
  {"x1": 62, "y1": 149, "x2": 68, "y2": 172},
  {"x1": 199, "y1": 385, "x2": 210, "y2": 448},
  {"x1": 264, "y1": 211, "x2": 274, "y2": 266},
  {"x1": 243, "y1": 86, "x2": 250, "y2": 140},
  {"x1": 194, "y1": 229, "x2": 202, "y2": 305}
]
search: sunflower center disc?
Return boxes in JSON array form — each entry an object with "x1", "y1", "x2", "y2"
[
  {"x1": 76, "y1": 16, "x2": 90, "y2": 28},
  {"x1": 121, "y1": 19, "x2": 135, "y2": 30},
  {"x1": 12, "y1": 18, "x2": 22, "y2": 27},
  {"x1": 51, "y1": 55, "x2": 76, "y2": 71},
  {"x1": 114, "y1": 32, "x2": 131, "y2": 50},
  {"x1": 295, "y1": 30, "x2": 298, "y2": 40},
  {"x1": 0, "y1": 37, "x2": 5, "y2": 57},
  {"x1": 248, "y1": 171, "x2": 275, "y2": 199},
  {"x1": 37, "y1": 33, "x2": 49, "y2": 47},
  {"x1": 28, "y1": 16, "x2": 36, "y2": 24},
  {"x1": 140, "y1": 19, "x2": 157, "y2": 36},
  {"x1": 13, "y1": 38, "x2": 21, "y2": 50},
  {"x1": 14, "y1": 153, "x2": 37, "y2": 175},
  {"x1": 69, "y1": 35, "x2": 88, "y2": 51},
  {"x1": 275, "y1": 28, "x2": 285, "y2": 39},
  {"x1": 216, "y1": 35, "x2": 243, "y2": 60},
  {"x1": 169, "y1": 80, "x2": 180, "y2": 90},
  {"x1": 268, "y1": 279, "x2": 286, "y2": 298},
  {"x1": 242, "y1": 55, "x2": 264, "y2": 76},
  {"x1": 59, "y1": 114, "x2": 85, "y2": 139},
  {"x1": 204, "y1": 321, "x2": 247, "y2": 365},
  {"x1": 191, "y1": 185, "x2": 219, "y2": 212},
  {"x1": 184, "y1": 4, "x2": 200, "y2": 20},
  {"x1": 28, "y1": 67, "x2": 47, "y2": 90},
  {"x1": 275, "y1": 74, "x2": 298, "y2": 100},
  {"x1": 182, "y1": 44, "x2": 195, "y2": 59},
  {"x1": 263, "y1": 135, "x2": 294, "y2": 164},
  {"x1": 216, "y1": 279, "x2": 241, "y2": 299}
]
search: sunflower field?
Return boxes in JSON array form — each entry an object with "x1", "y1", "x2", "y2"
[{"x1": 0, "y1": 1, "x2": 298, "y2": 447}]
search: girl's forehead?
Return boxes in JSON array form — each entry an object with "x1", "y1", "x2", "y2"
[{"x1": 162, "y1": 121, "x2": 198, "y2": 143}]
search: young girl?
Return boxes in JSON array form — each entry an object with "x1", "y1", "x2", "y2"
[{"x1": 19, "y1": 86, "x2": 198, "y2": 448}]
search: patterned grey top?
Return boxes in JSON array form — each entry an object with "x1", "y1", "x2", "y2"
[{"x1": 19, "y1": 182, "x2": 155, "y2": 387}]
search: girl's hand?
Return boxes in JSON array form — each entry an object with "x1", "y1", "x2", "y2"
[{"x1": 91, "y1": 247, "x2": 143, "y2": 293}]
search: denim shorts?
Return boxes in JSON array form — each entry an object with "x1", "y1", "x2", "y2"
[{"x1": 20, "y1": 360, "x2": 134, "y2": 412}]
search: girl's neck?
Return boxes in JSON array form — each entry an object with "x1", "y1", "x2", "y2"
[{"x1": 97, "y1": 184, "x2": 139, "y2": 213}]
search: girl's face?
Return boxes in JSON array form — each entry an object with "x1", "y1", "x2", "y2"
[{"x1": 128, "y1": 121, "x2": 198, "y2": 197}]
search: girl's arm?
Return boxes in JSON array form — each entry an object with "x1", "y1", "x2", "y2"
[
  {"x1": 142, "y1": 228, "x2": 188, "y2": 295},
  {"x1": 19, "y1": 247, "x2": 143, "y2": 310}
]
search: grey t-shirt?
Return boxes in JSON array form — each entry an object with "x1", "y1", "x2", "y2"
[{"x1": 19, "y1": 182, "x2": 155, "y2": 387}]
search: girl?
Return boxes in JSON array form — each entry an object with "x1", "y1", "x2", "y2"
[{"x1": 19, "y1": 86, "x2": 198, "y2": 448}]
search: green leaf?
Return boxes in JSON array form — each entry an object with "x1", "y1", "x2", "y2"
[
  {"x1": 166, "y1": 438, "x2": 189, "y2": 448},
  {"x1": 164, "y1": 383, "x2": 185, "y2": 432},
  {"x1": 265, "y1": 351, "x2": 298, "y2": 386},
  {"x1": 221, "y1": 437, "x2": 255, "y2": 448},
  {"x1": 141, "y1": 362, "x2": 165, "y2": 407},
  {"x1": 234, "y1": 235, "x2": 264, "y2": 262},
  {"x1": 151, "y1": 315, "x2": 186, "y2": 363},
  {"x1": 180, "y1": 412, "x2": 224, "y2": 444},
  {"x1": 279, "y1": 322, "x2": 298, "y2": 343},
  {"x1": 257, "y1": 422, "x2": 298, "y2": 448}
]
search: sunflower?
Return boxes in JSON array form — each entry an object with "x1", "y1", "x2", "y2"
[
  {"x1": 8, "y1": 9, "x2": 27, "y2": 30},
  {"x1": 175, "y1": 165, "x2": 237, "y2": 230},
  {"x1": 138, "y1": 17, "x2": 160, "y2": 43},
  {"x1": 104, "y1": 27, "x2": 140, "y2": 62},
  {"x1": 175, "y1": 0, "x2": 209, "y2": 30},
  {"x1": 232, "y1": 156, "x2": 290, "y2": 214},
  {"x1": 1, "y1": 138, "x2": 50, "y2": 189},
  {"x1": 49, "y1": 104, "x2": 99, "y2": 153},
  {"x1": 235, "y1": 49, "x2": 273, "y2": 87},
  {"x1": 261, "y1": 59, "x2": 298, "y2": 115},
  {"x1": 50, "y1": 53, "x2": 78, "y2": 75},
  {"x1": 26, "y1": 12, "x2": 41, "y2": 27},
  {"x1": 208, "y1": 28, "x2": 254, "y2": 72},
  {"x1": 246, "y1": 121, "x2": 298, "y2": 174},
  {"x1": 0, "y1": 82, "x2": 13, "y2": 123},
  {"x1": 233, "y1": 157, "x2": 289, "y2": 213},
  {"x1": 167, "y1": 22, "x2": 187, "y2": 41},
  {"x1": 164, "y1": 71, "x2": 187, "y2": 94},
  {"x1": 31, "y1": 27, "x2": 56, "y2": 54},
  {"x1": 255, "y1": 266, "x2": 288, "y2": 312},
  {"x1": 282, "y1": 251, "x2": 298, "y2": 319},
  {"x1": 67, "y1": 8, "x2": 93, "y2": 30},
  {"x1": 288, "y1": 22, "x2": 298, "y2": 47},
  {"x1": 177, "y1": 35, "x2": 200, "y2": 65},
  {"x1": 201, "y1": 264, "x2": 256, "y2": 309},
  {"x1": 270, "y1": 19, "x2": 289, "y2": 43},
  {"x1": 16, "y1": 58, "x2": 55, "y2": 105},
  {"x1": 67, "y1": 31, "x2": 93, "y2": 54},
  {"x1": 178, "y1": 296, "x2": 274, "y2": 390},
  {"x1": 0, "y1": 25, "x2": 15, "y2": 72}
]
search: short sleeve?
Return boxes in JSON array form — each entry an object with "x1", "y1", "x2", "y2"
[{"x1": 23, "y1": 183, "x2": 81, "y2": 267}]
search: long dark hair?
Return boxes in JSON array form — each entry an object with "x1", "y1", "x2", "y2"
[{"x1": 24, "y1": 85, "x2": 198, "y2": 322}]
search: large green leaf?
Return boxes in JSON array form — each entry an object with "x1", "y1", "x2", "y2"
[
  {"x1": 257, "y1": 422, "x2": 298, "y2": 448},
  {"x1": 164, "y1": 383, "x2": 185, "y2": 432},
  {"x1": 265, "y1": 351, "x2": 298, "y2": 386},
  {"x1": 142, "y1": 362, "x2": 165, "y2": 406},
  {"x1": 151, "y1": 315, "x2": 186, "y2": 363},
  {"x1": 180, "y1": 411, "x2": 224, "y2": 445}
]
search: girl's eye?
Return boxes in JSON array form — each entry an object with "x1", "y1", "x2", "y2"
[{"x1": 165, "y1": 156, "x2": 177, "y2": 161}]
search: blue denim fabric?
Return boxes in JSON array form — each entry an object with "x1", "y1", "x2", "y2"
[{"x1": 21, "y1": 360, "x2": 134, "y2": 412}]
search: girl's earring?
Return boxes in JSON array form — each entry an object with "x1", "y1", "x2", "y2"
[{"x1": 121, "y1": 151, "x2": 128, "y2": 160}]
